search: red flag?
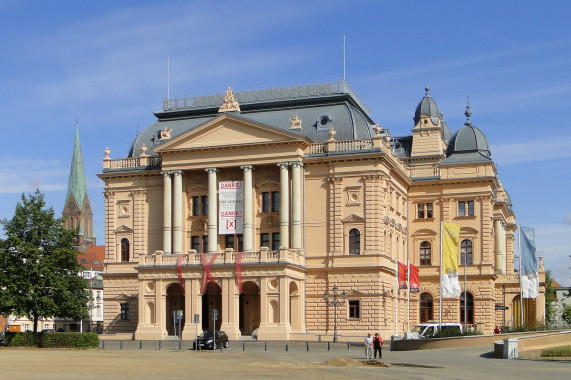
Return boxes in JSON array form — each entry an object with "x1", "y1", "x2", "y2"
[
  {"x1": 409, "y1": 264, "x2": 420, "y2": 293},
  {"x1": 398, "y1": 262, "x2": 408, "y2": 289},
  {"x1": 176, "y1": 254, "x2": 185, "y2": 294},
  {"x1": 201, "y1": 253, "x2": 219, "y2": 294},
  {"x1": 236, "y1": 252, "x2": 243, "y2": 293}
]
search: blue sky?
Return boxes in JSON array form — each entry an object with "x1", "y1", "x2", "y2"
[{"x1": 1, "y1": 1, "x2": 570, "y2": 285}]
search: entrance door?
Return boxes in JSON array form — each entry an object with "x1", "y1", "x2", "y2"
[
  {"x1": 239, "y1": 281, "x2": 260, "y2": 335},
  {"x1": 202, "y1": 282, "x2": 222, "y2": 332},
  {"x1": 166, "y1": 283, "x2": 185, "y2": 336}
]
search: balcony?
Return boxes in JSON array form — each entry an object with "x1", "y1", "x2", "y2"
[{"x1": 139, "y1": 247, "x2": 305, "y2": 267}]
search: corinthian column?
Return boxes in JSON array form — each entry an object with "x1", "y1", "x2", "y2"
[
  {"x1": 206, "y1": 168, "x2": 218, "y2": 253},
  {"x1": 172, "y1": 170, "x2": 183, "y2": 254},
  {"x1": 278, "y1": 163, "x2": 289, "y2": 249},
  {"x1": 162, "y1": 171, "x2": 172, "y2": 254},
  {"x1": 241, "y1": 165, "x2": 253, "y2": 252},
  {"x1": 291, "y1": 162, "x2": 302, "y2": 249}
]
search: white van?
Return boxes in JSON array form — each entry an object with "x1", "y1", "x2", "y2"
[{"x1": 406, "y1": 323, "x2": 463, "y2": 339}]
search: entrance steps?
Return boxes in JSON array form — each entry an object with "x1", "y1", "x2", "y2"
[{"x1": 236, "y1": 335, "x2": 256, "y2": 341}]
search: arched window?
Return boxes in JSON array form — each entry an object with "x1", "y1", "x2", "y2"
[
  {"x1": 420, "y1": 293, "x2": 433, "y2": 322},
  {"x1": 121, "y1": 238, "x2": 130, "y2": 262},
  {"x1": 460, "y1": 292, "x2": 474, "y2": 324},
  {"x1": 460, "y1": 240, "x2": 472, "y2": 265},
  {"x1": 349, "y1": 228, "x2": 360, "y2": 255},
  {"x1": 419, "y1": 241, "x2": 431, "y2": 266}
]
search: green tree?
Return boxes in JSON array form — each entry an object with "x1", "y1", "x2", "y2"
[
  {"x1": 0, "y1": 190, "x2": 90, "y2": 332},
  {"x1": 544, "y1": 270, "x2": 555, "y2": 324}
]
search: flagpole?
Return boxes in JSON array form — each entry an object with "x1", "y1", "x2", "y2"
[
  {"x1": 406, "y1": 200, "x2": 410, "y2": 333},
  {"x1": 464, "y1": 244, "x2": 467, "y2": 330},
  {"x1": 394, "y1": 259, "x2": 398, "y2": 336},
  {"x1": 439, "y1": 221, "x2": 443, "y2": 329},
  {"x1": 518, "y1": 227, "x2": 524, "y2": 326}
]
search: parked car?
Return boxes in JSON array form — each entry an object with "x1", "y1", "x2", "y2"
[
  {"x1": 407, "y1": 323, "x2": 463, "y2": 339},
  {"x1": 193, "y1": 331, "x2": 229, "y2": 350}
]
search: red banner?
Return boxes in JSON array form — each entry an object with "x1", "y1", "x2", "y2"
[
  {"x1": 176, "y1": 254, "x2": 185, "y2": 294},
  {"x1": 409, "y1": 264, "x2": 420, "y2": 293},
  {"x1": 398, "y1": 262, "x2": 408, "y2": 289},
  {"x1": 236, "y1": 252, "x2": 243, "y2": 293},
  {"x1": 200, "y1": 252, "x2": 219, "y2": 294}
]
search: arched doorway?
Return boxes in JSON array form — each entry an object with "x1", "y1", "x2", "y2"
[
  {"x1": 202, "y1": 282, "x2": 222, "y2": 332},
  {"x1": 166, "y1": 283, "x2": 184, "y2": 336},
  {"x1": 511, "y1": 295, "x2": 536, "y2": 327},
  {"x1": 239, "y1": 281, "x2": 260, "y2": 336},
  {"x1": 419, "y1": 293, "x2": 433, "y2": 322},
  {"x1": 460, "y1": 292, "x2": 474, "y2": 325}
]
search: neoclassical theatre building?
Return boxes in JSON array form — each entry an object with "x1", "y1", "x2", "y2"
[{"x1": 99, "y1": 82, "x2": 545, "y2": 341}]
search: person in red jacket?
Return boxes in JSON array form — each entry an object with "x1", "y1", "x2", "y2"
[{"x1": 373, "y1": 333, "x2": 383, "y2": 359}]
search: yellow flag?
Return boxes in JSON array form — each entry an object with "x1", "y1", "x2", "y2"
[{"x1": 442, "y1": 222, "x2": 461, "y2": 274}]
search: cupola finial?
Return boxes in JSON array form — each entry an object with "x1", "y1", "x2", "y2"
[
  {"x1": 425, "y1": 86, "x2": 430, "y2": 96},
  {"x1": 465, "y1": 96, "x2": 472, "y2": 126}
]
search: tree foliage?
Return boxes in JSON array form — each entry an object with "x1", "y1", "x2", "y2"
[
  {"x1": 544, "y1": 270, "x2": 554, "y2": 323},
  {"x1": 0, "y1": 190, "x2": 90, "y2": 332}
]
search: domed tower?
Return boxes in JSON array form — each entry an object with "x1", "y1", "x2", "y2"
[{"x1": 410, "y1": 87, "x2": 447, "y2": 163}]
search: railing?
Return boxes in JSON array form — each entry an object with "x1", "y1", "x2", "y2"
[
  {"x1": 106, "y1": 156, "x2": 162, "y2": 170},
  {"x1": 408, "y1": 166, "x2": 440, "y2": 180},
  {"x1": 335, "y1": 139, "x2": 373, "y2": 152},
  {"x1": 141, "y1": 248, "x2": 305, "y2": 267},
  {"x1": 109, "y1": 157, "x2": 140, "y2": 169},
  {"x1": 162, "y1": 81, "x2": 371, "y2": 116}
]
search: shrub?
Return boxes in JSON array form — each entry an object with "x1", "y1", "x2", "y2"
[
  {"x1": 40, "y1": 332, "x2": 99, "y2": 348},
  {"x1": 5, "y1": 332, "x2": 41, "y2": 347}
]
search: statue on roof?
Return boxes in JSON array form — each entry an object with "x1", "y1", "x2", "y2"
[{"x1": 218, "y1": 86, "x2": 241, "y2": 113}]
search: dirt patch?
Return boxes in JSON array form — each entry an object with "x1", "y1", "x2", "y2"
[{"x1": 323, "y1": 357, "x2": 363, "y2": 367}]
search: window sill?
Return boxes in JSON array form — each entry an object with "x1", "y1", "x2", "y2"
[{"x1": 455, "y1": 216, "x2": 476, "y2": 220}]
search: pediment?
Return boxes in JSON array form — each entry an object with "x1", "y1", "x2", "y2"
[
  {"x1": 114, "y1": 225, "x2": 134, "y2": 234},
  {"x1": 155, "y1": 113, "x2": 310, "y2": 153},
  {"x1": 342, "y1": 214, "x2": 365, "y2": 223},
  {"x1": 114, "y1": 293, "x2": 137, "y2": 300}
]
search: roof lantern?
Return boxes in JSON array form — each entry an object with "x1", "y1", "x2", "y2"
[
  {"x1": 414, "y1": 86, "x2": 440, "y2": 125},
  {"x1": 445, "y1": 101, "x2": 491, "y2": 160}
]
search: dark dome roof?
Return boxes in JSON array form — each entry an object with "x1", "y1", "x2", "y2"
[
  {"x1": 414, "y1": 86, "x2": 440, "y2": 125},
  {"x1": 445, "y1": 124, "x2": 491, "y2": 158},
  {"x1": 441, "y1": 120, "x2": 452, "y2": 144}
]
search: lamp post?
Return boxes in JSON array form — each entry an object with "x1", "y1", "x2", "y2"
[
  {"x1": 323, "y1": 284, "x2": 347, "y2": 343},
  {"x1": 87, "y1": 293, "x2": 102, "y2": 333}
]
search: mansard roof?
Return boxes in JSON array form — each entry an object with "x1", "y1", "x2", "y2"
[{"x1": 128, "y1": 81, "x2": 375, "y2": 157}]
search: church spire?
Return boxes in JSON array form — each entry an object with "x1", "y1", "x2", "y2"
[{"x1": 64, "y1": 124, "x2": 88, "y2": 209}]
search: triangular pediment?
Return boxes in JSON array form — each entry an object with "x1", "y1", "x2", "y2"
[
  {"x1": 114, "y1": 293, "x2": 137, "y2": 300},
  {"x1": 155, "y1": 113, "x2": 310, "y2": 153},
  {"x1": 115, "y1": 225, "x2": 134, "y2": 234},
  {"x1": 342, "y1": 214, "x2": 365, "y2": 223}
]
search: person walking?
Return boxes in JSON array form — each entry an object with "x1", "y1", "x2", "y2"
[
  {"x1": 373, "y1": 333, "x2": 383, "y2": 359},
  {"x1": 364, "y1": 333, "x2": 373, "y2": 359}
]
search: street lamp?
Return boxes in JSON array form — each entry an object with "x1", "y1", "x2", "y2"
[
  {"x1": 87, "y1": 293, "x2": 102, "y2": 333},
  {"x1": 323, "y1": 284, "x2": 347, "y2": 343}
]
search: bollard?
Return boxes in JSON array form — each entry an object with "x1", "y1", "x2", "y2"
[
  {"x1": 285, "y1": 341, "x2": 288, "y2": 351},
  {"x1": 328, "y1": 342, "x2": 330, "y2": 351},
  {"x1": 120, "y1": 341, "x2": 123, "y2": 350},
  {"x1": 220, "y1": 340, "x2": 223, "y2": 352},
  {"x1": 102, "y1": 340, "x2": 105, "y2": 349},
  {"x1": 264, "y1": 341, "x2": 267, "y2": 351},
  {"x1": 242, "y1": 342, "x2": 245, "y2": 352},
  {"x1": 306, "y1": 341, "x2": 309, "y2": 351},
  {"x1": 140, "y1": 340, "x2": 142, "y2": 350},
  {"x1": 159, "y1": 340, "x2": 162, "y2": 350},
  {"x1": 347, "y1": 342, "x2": 350, "y2": 351}
]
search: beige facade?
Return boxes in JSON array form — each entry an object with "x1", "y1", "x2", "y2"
[{"x1": 99, "y1": 83, "x2": 545, "y2": 341}]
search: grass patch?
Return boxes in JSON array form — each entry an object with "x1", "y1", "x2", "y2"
[{"x1": 541, "y1": 346, "x2": 571, "y2": 357}]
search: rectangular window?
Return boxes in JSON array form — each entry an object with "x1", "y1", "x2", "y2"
[
  {"x1": 417, "y1": 203, "x2": 424, "y2": 219},
  {"x1": 225, "y1": 235, "x2": 234, "y2": 250},
  {"x1": 348, "y1": 300, "x2": 360, "y2": 319},
  {"x1": 261, "y1": 233, "x2": 270, "y2": 248},
  {"x1": 426, "y1": 203, "x2": 433, "y2": 218},
  {"x1": 120, "y1": 303, "x2": 130, "y2": 320},
  {"x1": 272, "y1": 232, "x2": 280, "y2": 250},
  {"x1": 202, "y1": 235, "x2": 208, "y2": 253},
  {"x1": 458, "y1": 201, "x2": 466, "y2": 217},
  {"x1": 192, "y1": 196, "x2": 200, "y2": 216},
  {"x1": 262, "y1": 192, "x2": 270, "y2": 212},
  {"x1": 191, "y1": 236, "x2": 200, "y2": 252},
  {"x1": 202, "y1": 196, "x2": 208, "y2": 216},
  {"x1": 237, "y1": 234, "x2": 244, "y2": 252},
  {"x1": 417, "y1": 203, "x2": 433, "y2": 218},
  {"x1": 467, "y1": 201, "x2": 474, "y2": 216},
  {"x1": 272, "y1": 191, "x2": 280, "y2": 212}
]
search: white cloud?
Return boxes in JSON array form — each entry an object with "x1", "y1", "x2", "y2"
[
  {"x1": 0, "y1": 158, "x2": 68, "y2": 194},
  {"x1": 565, "y1": 213, "x2": 571, "y2": 225},
  {"x1": 492, "y1": 136, "x2": 571, "y2": 165}
]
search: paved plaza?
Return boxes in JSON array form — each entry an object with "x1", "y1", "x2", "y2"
[{"x1": 0, "y1": 343, "x2": 569, "y2": 379}]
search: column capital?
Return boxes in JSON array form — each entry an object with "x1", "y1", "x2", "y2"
[
  {"x1": 172, "y1": 170, "x2": 183, "y2": 176},
  {"x1": 205, "y1": 167, "x2": 219, "y2": 174},
  {"x1": 290, "y1": 161, "x2": 303, "y2": 168},
  {"x1": 240, "y1": 165, "x2": 253, "y2": 171},
  {"x1": 161, "y1": 170, "x2": 172, "y2": 177},
  {"x1": 277, "y1": 162, "x2": 289, "y2": 168}
]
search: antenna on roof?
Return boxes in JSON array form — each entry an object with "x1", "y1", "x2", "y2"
[
  {"x1": 167, "y1": 56, "x2": 170, "y2": 100},
  {"x1": 343, "y1": 35, "x2": 346, "y2": 82}
]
